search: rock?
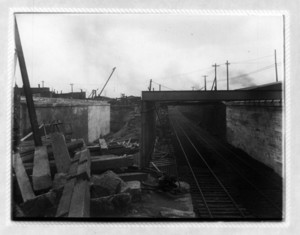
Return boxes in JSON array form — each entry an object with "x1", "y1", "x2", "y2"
[
  {"x1": 90, "y1": 170, "x2": 125, "y2": 198},
  {"x1": 20, "y1": 191, "x2": 57, "y2": 217},
  {"x1": 159, "y1": 207, "x2": 195, "y2": 218},
  {"x1": 90, "y1": 193, "x2": 131, "y2": 215},
  {"x1": 121, "y1": 181, "x2": 141, "y2": 202},
  {"x1": 175, "y1": 181, "x2": 190, "y2": 193}
]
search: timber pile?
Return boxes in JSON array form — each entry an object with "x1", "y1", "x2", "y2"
[{"x1": 13, "y1": 132, "x2": 137, "y2": 218}]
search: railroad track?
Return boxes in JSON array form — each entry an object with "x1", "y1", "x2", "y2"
[{"x1": 168, "y1": 106, "x2": 283, "y2": 220}]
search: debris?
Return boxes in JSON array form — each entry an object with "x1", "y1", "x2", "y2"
[
  {"x1": 32, "y1": 146, "x2": 52, "y2": 191},
  {"x1": 159, "y1": 207, "x2": 195, "y2": 218},
  {"x1": 13, "y1": 152, "x2": 35, "y2": 202},
  {"x1": 51, "y1": 132, "x2": 71, "y2": 173},
  {"x1": 121, "y1": 181, "x2": 142, "y2": 202},
  {"x1": 90, "y1": 193, "x2": 131, "y2": 214},
  {"x1": 99, "y1": 138, "x2": 108, "y2": 149},
  {"x1": 118, "y1": 172, "x2": 148, "y2": 182},
  {"x1": 20, "y1": 191, "x2": 57, "y2": 217}
]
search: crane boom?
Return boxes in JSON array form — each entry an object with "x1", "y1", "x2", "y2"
[{"x1": 99, "y1": 67, "x2": 116, "y2": 97}]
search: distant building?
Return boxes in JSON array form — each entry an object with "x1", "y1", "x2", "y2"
[{"x1": 15, "y1": 86, "x2": 51, "y2": 97}]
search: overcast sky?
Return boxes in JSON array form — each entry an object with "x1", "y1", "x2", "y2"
[{"x1": 15, "y1": 14, "x2": 284, "y2": 97}]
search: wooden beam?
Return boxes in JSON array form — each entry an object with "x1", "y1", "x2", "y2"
[
  {"x1": 32, "y1": 146, "x2": 52, "y2": 191},
  {"x1": 68, "y1": 179, "x2": 90, "y2": 217},
  {"x1": 14, "y1": 17, "x2": 42, "y2": 146},
  {"x1": 91, "y1": 155, "x2": 134, "y2": 173},
  {"x1": 142, "y1": 90, "x2": 282, "y2": 102},
  {"x1": 13, "y1": 153, "x2": 35, "y2": 202},
  {"x1": 51, "y1": 133, "x2": 71, "y2": 173},
  {"x1": 55, "y1": 178, "x2": 76, "y2": 217}
]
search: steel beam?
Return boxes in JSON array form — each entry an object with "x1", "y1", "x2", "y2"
[{"x1": 142, "y1": 90, "x2": 282, "y2": 102}]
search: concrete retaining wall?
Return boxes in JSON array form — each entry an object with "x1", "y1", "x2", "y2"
[
  {"x1": 226, "y1": 101, "x2": 282, "y2": 176},
  {"x1": 20, "y1": 97, "x2": 110, "y2": 143}
]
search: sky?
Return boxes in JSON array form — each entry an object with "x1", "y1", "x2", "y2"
[{"x1": 15, "y1": 14, "x2": 284, "y2": 97}]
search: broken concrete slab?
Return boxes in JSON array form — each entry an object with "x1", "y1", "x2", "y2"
[
  {"x1": 91, "y1": 170, "x2": 124, "y2": 198},
  {"x1": 90, "y1": 193, "x2": 131, "y2": 215},
  {"x1": 159, "y1": 207, "x2": 195, "y2": 218},
  {"x1": 32, "y1": 146, "x2": 52, "y2": 191}
]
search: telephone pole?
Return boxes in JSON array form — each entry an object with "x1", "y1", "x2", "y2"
[
  {"x1": 225, "y1": 61, "x2": 230, "y2": 90},
  {"x1": 203, "y1": 75, "x2": 207, "y2": 91},
  {"x1": 212, "y1": 63, "x2": 220, "y2": 90},
  {"x1": 274, "y1": 49, "x2": 278, "y2": 82},
  {"x1": 148, "y1": 79, "x2": 152, "y2": 91},
  {"x1": 70, "y1": 83, "x2": 74, "y2": 93}
]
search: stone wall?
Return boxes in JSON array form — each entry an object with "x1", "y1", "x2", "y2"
[
  {"x1": 20, "y1": 97, "x2": 110, "y2": 144},
  {"x1": 226, "y1": 101, "x2": 282, "y2": 176}
]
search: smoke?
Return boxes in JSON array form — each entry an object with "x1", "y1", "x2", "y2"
[{"x1": 230, "y1": 72, "x2": 256, "y2": 88}]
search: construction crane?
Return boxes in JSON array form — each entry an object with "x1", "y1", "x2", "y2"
[{"x1": 98, "y1": 67, "x2": 116, "y2": 97}]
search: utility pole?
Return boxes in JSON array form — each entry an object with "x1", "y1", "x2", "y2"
[
  {"x1": 203, "y1": 75, "x2": 207, "y2": 91},
  {"x1": 225, "y1": 60, "x2": 230, "y2": 90},
  {"x1": 41, "y1": 80, "x2": 44, "y2": 88},
  {"x1": 274, "y1": 49, "x2": 278, "y2": 82},
  {"x1": 212, "y1": 63, "x2": 220, "y2": 90},
  {"x1": 148, "y1": 79, "x2": 152, "y2": 91},
  {"x1": 70, "y1": 83, "x2": 74, "y2": 93}
]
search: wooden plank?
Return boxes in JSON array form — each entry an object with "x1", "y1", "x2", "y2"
[
  {"x1": 51, "y1": 132, "x2": 71, "y2": 173},
  {"x1": 55, "y1": 178, "x2": 76, "y2": 217},
  {"x1": 14, "y1": 17, "x2": 42, "y2": 146},
  {"x1": 32, "y1": 146, "x2": 52, "y2": 191},
  {"x1": 68, "y1": 179, "x2": 90, "y2": 217},
  {"x1": 91, "y1": 155, "x2": 134, "y2": 173},
  {"x1": 13, "y1": 153, "x2": 35, "y2": 202},
  {"x1": 76, "y1": 149, "x2": 91, "y2": 180}
]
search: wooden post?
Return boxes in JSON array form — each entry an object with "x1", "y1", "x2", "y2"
[
  {"x1": 14, "y1": 17, "x2": 42, "y2": 146},
  {"x1": 32, "y1": 146, "x2": 52, "y2": 191},
  {"x1": 13, "y1": 153, "x2": 35, "y2": 202},
  {"x1": 51, "y1": 133, "x2": 71, "y2": 173}
]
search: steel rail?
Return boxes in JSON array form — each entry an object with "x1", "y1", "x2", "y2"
[
  {"x1": 170, "y1": 119, "x2": 213, "y2": 218},
  {"x1": 173, "y1": 118, "x2": 246, "y2": 218},
  {"x1": 178, "y1": 115, "x2": 282, "y2": 215},
  {"x1": 187, "y1": 120, "x2": 282, "y2": 190}
]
